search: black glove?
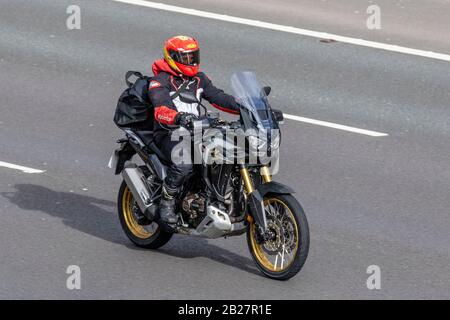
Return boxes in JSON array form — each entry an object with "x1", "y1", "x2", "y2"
[{"x1": 175, "y1": 112, "x2": 199, "y2": 129}]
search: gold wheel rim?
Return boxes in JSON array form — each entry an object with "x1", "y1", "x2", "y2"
[
  {"x1": 122, "y1": 186, "x2": 157, "y2": 239},
  {"x1": 249, "y1": 198, "x2": 299, "y2": 272}
]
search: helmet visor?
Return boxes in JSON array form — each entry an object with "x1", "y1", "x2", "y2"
[{"x1": 170, "y1": 49, "x2": 200, "y2": 66}]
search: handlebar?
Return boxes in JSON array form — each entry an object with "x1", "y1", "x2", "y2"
[{"x1": 182, "y1": 117, "x2": 241, "y2": 133}]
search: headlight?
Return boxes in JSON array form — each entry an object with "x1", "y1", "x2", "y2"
[
  {"x1": 271, "y1": 133, "x2": 281, "y2": 150},
  {"x1": 248, "y1": 134, "x2": 270, "y2": 158},
  {"x1": 248, "y1": 135, "x2": 260, "y2": 151}
]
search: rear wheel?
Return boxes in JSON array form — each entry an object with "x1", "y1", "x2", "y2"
[
  {"x1": 247, "y1": 194, "x2": 309, "y2": 280},
  {"x1": 118, "y1": 181, "x2": 172, "y2": 249}
]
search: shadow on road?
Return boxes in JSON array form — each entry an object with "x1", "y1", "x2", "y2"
[
  {"x1": 1, "y1": 184, "x2": 260, "y2": 276},
  {"x1": 141, "y1": 238, "x2": 260, "y2": 276}
]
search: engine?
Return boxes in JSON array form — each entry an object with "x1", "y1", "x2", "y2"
[{"x1": 181, "y1": 192, "x2": 206, "y2": 227}]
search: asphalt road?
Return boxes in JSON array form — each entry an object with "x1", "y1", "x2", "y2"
[
  {"x1": 0, "y1": 0, "x2": 449, "y2": 299},
  {"x1": 159, "y1": 0, "x2": 450, "y2": 53}
]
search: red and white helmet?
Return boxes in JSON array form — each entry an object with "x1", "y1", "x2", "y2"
[{"x1": 163, "y1": 35, "x2": 200, "y2": 77}]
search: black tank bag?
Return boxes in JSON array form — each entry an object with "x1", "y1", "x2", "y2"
[{"x1": 113, "y1": 71, "x2": 154, "y2": 131}]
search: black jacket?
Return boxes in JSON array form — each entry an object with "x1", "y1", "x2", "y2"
[{"x1": 148, "y1": 59, "x2": 239, "y2": 134}]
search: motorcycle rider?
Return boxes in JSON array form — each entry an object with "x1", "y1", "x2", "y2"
[{"x1": 148, "y1": 35, "x2": 240, "y2": 229}]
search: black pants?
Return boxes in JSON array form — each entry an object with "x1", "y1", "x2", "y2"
[{"x1": 154, "y1": 132, "x2": 193, "y2": 195}]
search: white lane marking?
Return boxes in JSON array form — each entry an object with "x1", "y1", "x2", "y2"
[
  {"x1": 284, "y1": 114, "x2": 388, "y2": 137},
  {"x1": 112, "y1": 0, "x2": 450, "y2": 62},
  {"x1": 0, "y1": 161, "x2": 46, "y2": 174}
]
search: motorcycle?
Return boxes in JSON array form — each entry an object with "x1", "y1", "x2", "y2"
[{"x1": 109, "y1": 71, "x2": 309, "y2": 280}]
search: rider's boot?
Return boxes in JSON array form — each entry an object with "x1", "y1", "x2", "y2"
[{"x1": 159, "y1": 185, "x2": 178, "y2": 227}]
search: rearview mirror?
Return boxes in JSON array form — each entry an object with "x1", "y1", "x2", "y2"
[
  {"x1": 263, "y1": 86, "x2": 271, "y2": 96},
  {"x1": 272, "y1": 109, "x2": 284, "y2": 122},
  {"x1": 178, "y1": 91, "x2": 199, "y2": 104}
]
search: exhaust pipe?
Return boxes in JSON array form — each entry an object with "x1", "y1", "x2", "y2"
[{"x1": 122, "y1": 162, "x2": 157, "y2": 220}]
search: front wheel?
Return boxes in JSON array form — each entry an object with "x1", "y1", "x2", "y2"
[
  {"x1": 247, "y1": 194, "x2": 309, "y2": 280},
  {"x1": 118, "y1": 180, "x2": 172, "y2": 249}
]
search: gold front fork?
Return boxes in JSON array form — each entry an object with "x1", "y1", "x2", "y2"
[
  {"x1": 240, "y1": 167, "x2": 254, "y2": 194},
  {"x1": 240, "y1": 165, "x2": 272, "y2": 194},
  {"x1": 242, "y1": 166, "x2": 272, "y2": 225},
  {"x1": 260, "y1": 166, "x2": 272, "y2": 183},
  {"x1": 241, "y1": 166, "x2": 255, "y2": 224}
]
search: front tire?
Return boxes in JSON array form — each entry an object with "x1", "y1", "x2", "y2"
[
  {"x1": 247, "y1": 194, "x2": 309, "y2": 280},
  {"x1": 118, "y1": 180, "x2": 172, "y2": 249}
]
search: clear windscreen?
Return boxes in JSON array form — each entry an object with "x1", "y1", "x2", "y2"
[{"x1": 231, "y1": 71, "x2": 272, "y2": 130}]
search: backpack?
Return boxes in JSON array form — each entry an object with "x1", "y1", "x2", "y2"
[{"x1": 113, "y1": 71, "x2": 154, "y2": 131}]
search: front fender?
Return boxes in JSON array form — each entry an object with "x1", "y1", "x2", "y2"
[
  {"x1": 247, "y1": 181, "x2": 295, "y2": 232},
  {"x1": 256, "y1": 181, "x2": 295, "y2": 197}
]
